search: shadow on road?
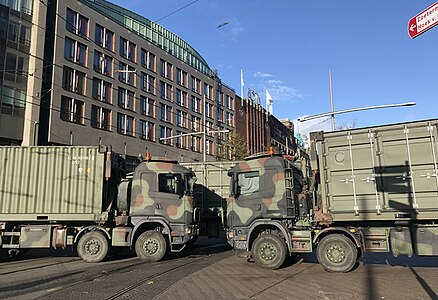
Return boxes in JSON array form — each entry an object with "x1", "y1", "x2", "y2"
[
  {"x1": 0, "y1": 237, "x2": 232, "y2": 264},
  {"x1": 291, "y1": 251, "x2": 438, "y2": 269}
]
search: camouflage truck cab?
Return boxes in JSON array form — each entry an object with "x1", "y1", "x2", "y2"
[
  {"x1": 125, "y1": 158, "x2": 197, "y2": 261},
  {"x1": 226, "y1": 152, "x2": 312, "y2": 270}
]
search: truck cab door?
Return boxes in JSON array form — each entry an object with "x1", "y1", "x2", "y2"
[
  {"x1": 228, "y1": 171, "x2": 263, "y2": 227},
  {"x1": 155, "y1": 173, "x2": 189, "y2": 223}
]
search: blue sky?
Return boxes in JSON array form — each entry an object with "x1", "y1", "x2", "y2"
[{"x1": 110, "y1": 0, "x2": 438, "y2": 136}]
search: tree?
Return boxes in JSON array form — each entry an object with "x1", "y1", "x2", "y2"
[
  {"x1": 229, "y1": 130, "x2": 249, "y2": 160},
  {"x1": 335, "y1": 120, "x2": 357, "y2": 131}
]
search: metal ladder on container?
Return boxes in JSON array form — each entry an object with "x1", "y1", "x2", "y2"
[{"x1": 284, "y1": 162, "x2": 295, "y2": 218}]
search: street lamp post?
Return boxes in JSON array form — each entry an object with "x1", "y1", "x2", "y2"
[{"x1": 297, "y1": 102, "x2": 416, "y2": 124}]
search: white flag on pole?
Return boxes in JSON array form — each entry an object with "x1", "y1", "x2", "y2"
[
  {"x1": 266, "y1": 89, "x2": 273, "y2": 114},
  {"x1": 240, "y1": 69, "x2": 244, "y2": 86}
]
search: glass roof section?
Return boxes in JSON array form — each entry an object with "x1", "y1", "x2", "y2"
[{"x1": 82, "y1": 0, "x2": 213, "y2": 76}]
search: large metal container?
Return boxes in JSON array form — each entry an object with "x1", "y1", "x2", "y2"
[
  {"x1": 181, "y1": 161, "x2": 237, "y2": 237},
  {"x1": 0, "y1": 146, "x2": 109, "y2": 222},
  {"x1": 311, "y1": 119, "x2": 438, "y2": 222},
  {"x1": 181, "y1": 161, "x2": 237, "y2": 212}
]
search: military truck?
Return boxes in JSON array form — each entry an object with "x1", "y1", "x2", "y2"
[
  {"x1": 226, "y1": 119, "x2": 438, "y2": 272},
  {"x1": 0, "y1": 146, "x2": 197, "y2": 262}
]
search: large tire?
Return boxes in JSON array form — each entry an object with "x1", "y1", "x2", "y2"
[
  {"x1": 252, "y1": 233, "x2": 287, "y2": 269},
  {"x1": 316, "y1": 234, "x2": 358, "y2": 273},
  {"x1": 135, "y1": 230, "x2": 167, "y2": 262},
  {"x1": 77, "y1": 231, "x2": 109, "y2": 263}
]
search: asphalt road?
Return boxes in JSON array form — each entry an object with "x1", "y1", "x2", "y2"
[{"x1": 1, "y1": 238, "x2": 438, "y2": 300}]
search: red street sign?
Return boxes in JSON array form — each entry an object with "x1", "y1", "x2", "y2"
[{"x1": 408, "y1": 1, "x2": 438, "y2": 38}]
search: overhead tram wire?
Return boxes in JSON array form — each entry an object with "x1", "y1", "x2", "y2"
[
  {"x1": 32, "y1": 0, "x2": 219, "y2": 114},
  {"x1": 14, "y1": 0, "x2": 225, "y2": 159},
  {"x1": 154, "y1": 0, "x2": 200, "y2": 23},
  {"x1": 12, "y1": 7, "x2": 213, "y2": 136},
  {"x1": 2, "y1": 90, "x2": 198, "y2": 159}
]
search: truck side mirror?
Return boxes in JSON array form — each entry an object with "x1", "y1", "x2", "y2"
[
  {"x1": 175, "y1": 177, "x2": 185, "y2": 196},
  {"x1": 233, "y1": 179, "x2": 241, "y2": 197}
]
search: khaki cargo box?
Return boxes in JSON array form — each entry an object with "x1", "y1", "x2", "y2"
[{"x1": 0, "y1": 146, "x2": 110, "y2": 222}]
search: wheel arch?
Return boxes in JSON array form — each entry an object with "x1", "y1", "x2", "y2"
[
  {"x1": 131, "y1": 218, "x2": 172, "y2": 247},
  {"x1": 247, "y1": 220, "x2": 291, "y2": 252},
  {"x1": 74, "y1": 225, "x2": 110, "y2": 244},
  {"x1": 313, "y1": 227, "x2": 363, "y2": 255}
]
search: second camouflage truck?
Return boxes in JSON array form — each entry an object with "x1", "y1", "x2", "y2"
[
  {"x1": 226, "y1": 118, "x2": 438, "y2": 272},
  {"x1": 0, "y1": 146, "x2": 197, "y2": 262}
]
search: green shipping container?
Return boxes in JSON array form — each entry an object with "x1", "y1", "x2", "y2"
[
  {"x1": 312, "y1": 118, "x2": 438, "y2": 222},
  {"x1": 0, "y1": 146, "x2": 110, "y2": 222}
]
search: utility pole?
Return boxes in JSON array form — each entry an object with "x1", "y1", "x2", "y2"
[{"x1": 329, "y1": 70, "x2": 335, "y2": 131}]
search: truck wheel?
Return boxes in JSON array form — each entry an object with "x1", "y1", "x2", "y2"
[
  {"x1": 316, "y1": 234, "x2": 358, "y2": 273},
  {"x1": 135, "y1": 231, "x2": 167, "y2": 262},
  {"x1": 77, "y1": 231, "x2": 108, "y2": 263},
  {"x1": 252, "y1": 233, "x2": 287, "y2": 269}
]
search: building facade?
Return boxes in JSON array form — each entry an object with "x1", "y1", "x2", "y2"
[
  {"x1": 0, "y1": 0, "x2": 236, "y2": 167},
  {"x1": 235, "y1": 95, "x2": 295, "y2": 156},
  {"x1": 0, "y1": 0, "x2": 34, "y2": 145}
]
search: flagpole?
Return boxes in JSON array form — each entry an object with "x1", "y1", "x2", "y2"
[{"x1": 240, "y1": 69, "x2": 244, "y2": 99}]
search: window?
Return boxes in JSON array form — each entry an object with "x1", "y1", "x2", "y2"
[
  {"x1": 0, "y1": 86, "x2": 25, "y2": 109},
  {"x1": 141, "y1": 49, "x2": 155, "y2": 71},
  {"x1": 4, "y1": 52, "x2": 27, "y2": 82},
  {"x1": 158, "y1": 173, "x2": 181, "y2": 194},
  {"x1": 217, "y1": 107, "x2": 224, "y2": 122},
  {"x1": 93, "y1": 51, "x2": 112, "y2": 76},
  {"x1": 140, "y1": 96, "x2": 154, "y2": 117},
  {"x1": 191, "y1": 116, "x2": 201, "y2": 132},
  {"x1": 217, "y1": 126, "x2": 225, "y2": 140},
  {"x1": 118, "y1": 88, "x2": 135, "y2": 111},
  {"x1": 175, "y1": 131, "x2": 188, "y2": 149},
  {"x1": 175, "y1": 89, "x2": 188, "y2": 107},
  {"x1": 204, "y1": 83, "x2": 213, "y2": 99},
  {"x1": 92, "y1": 77, "x2": 112, "y2": 103},
  {"x1": 159, "y1": 126, "x2": 172, "y2": 145},
  {"x1": 206, "y1": 121, "x2": 213, "y2": 136},
  {"x1": 1, "y1": 0, "x2": 33, "y2": 14},
  {"x1": 64, "y1": 38, "x2": 87, "y2": 66},
  {"x1": 120, "y1": 37, "x2": 136, "y2": 62},
  {"x1": 191, "y1": 76, "x2": 201, "y2": 94},
  {"x1": 139, "y1": 120, "x2": 154, "y2": 141},
  {"x1": 140, "y1": 72, "x2": 155, "y2": 93},
  {"x1": 176, "y1": 109, "x2": 187, "y2": 128},
  {"x1": 217, "y1": 92, "x2": 224, "y2": 106},
  {"x1": 19, "y1": 24, "x2": 30, "y2": 46},
  {"x1": 95, "y1": 24, "x2": 114, "y2": 51},
  {"x1": 160, "y1": 103, "x2": 172, "y2": 123},
  {"x1": 160, "y1": 81, "x2": 172, "y2": 101},
  {"x1": 205, "y1": 102, "x2": 213, "y2": 118},
  {"x1": 237, "y1": 171, "x2": 260, "y2": 196},
  {"x1": 226, "y1": 112, "x2": 233, "y2": 126},
  {"x1": 160, "y1": 59, "x2": 172, "y2": 79},
  {"x1": 191, "y1": 136, "x2": 202, "y2": 152},
  {"x1": 62, "y1": 66, "x2": 86, "y2": 95},
  {"x1": 66, "y1": 8, "x2": 88, "y2": 37},
  {"x1": 226, "y1": 95, "x2": 233, "y2": 110},
  {"x1": 91, "y1": 105, "x2": 111, "y2": 130},
  {"x1": 118, "y1": 62, "x2": 136, "y2": 86},
  {"x1": 176, "y1": 68, "x2": 187, "y2": 86},
  {"x1": 60, "y1": 96, "x2": 84, "y2": 124},
  {"x1": 206, "y1": 140, "x2": 214, "y2": 155},
  {"x1": 7, "y1": 20, "x2": 19, "y2": 42},
  {"x1": 190, "y1": 96, "x2": 200, "y2": 113},
  {"x1": 117, "y1": 113, "x2": 134, "y2": 135}
]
